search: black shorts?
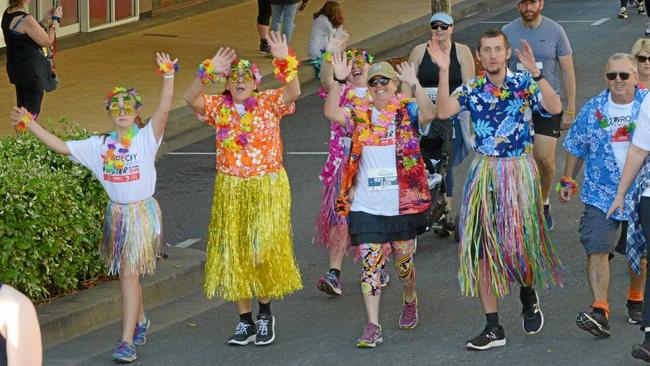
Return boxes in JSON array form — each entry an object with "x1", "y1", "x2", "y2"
[{"x1": 532, "y1": 111, "x2": 562, "y2": 139}]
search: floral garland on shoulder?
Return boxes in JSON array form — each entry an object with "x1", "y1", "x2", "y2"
[{"x1": 215, "y1": 92, "x2": 258, "y2": 152}]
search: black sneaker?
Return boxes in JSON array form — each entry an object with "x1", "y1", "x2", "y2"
[
  {"x1": 632, "y1": 343, "x2": 650, "y2": 362},
  {"x1": 228, "y1": 321, "x2": 256, "y2": 346},
  {"x1": 259, "y1": 39, "x2": 271, "y2": 53},
  {"x1": 576, "y1": 309, "x2": 611, "y2": 337},
  {"x1": 627, "y1": 300, "x2": 643, "y2": 324},
  {"x1": 254, "y1": 314, "x2": 275, "y2": 346},
  {"x1": 620, "y1": 7, "x2": 629, "y2": 18},
  {"x1": 521, "y1": 289, "x2": 544, "y2": 334},
  {"x1": 543, "y1": 204, "x2": 554, "y2": 231},
  {"x1": 466, "y1": 325, "x2": 506, "y2": 350}
]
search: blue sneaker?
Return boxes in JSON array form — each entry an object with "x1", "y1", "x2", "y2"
[
  {"x1": 133, "y1": 314, "x2": 150, "y2": 346},
  {"x1": 111, "y1": 340, "x2": 136, "y2": 363},
  {"x1": 380, "y1": 269, "x2": 389, "y2": 288},
  {"x1": 543, "y1": 204, "x2": 554, "y2": 231}
]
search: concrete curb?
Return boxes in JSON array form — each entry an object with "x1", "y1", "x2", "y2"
[
  {"x1": 158, "y1": 0, "x2": 512, "y2": 155},
  {"x1": 38, "y1": 246, "x2": 205, "y2": 348}
]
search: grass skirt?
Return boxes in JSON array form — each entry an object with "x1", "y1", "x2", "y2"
[
  {"x1": 102, "y1": 197, "x2": 163, "y2": 276},
  {"x1": 204, "y1": 169, "x2": 303, "y2": 301},
  {"x1": 313, "y1": 157, "x2": 351, "y2": 258},
  {"x1": 458, "y1": 155, "x2": 562, "y2": 298}
]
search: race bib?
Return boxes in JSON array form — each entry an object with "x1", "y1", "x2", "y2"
[
  {"x1": 424, "y1": 87, "x2": 438, "y2": 102},
  {"x1": 516, "y1": 62, "x2": 543, "y2": 72},
  {"x1": 368, "y1": 167, "x2": 398, "y2": 191}
]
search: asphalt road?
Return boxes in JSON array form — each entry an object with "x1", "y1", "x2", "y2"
[{"x1": 51, "y1": 0, "x2": 650, "y2": 364}]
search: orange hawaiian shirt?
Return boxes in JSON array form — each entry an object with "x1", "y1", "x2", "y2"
[{"x1": 203, "y1": 89, "x2": 295, "y2": 177}]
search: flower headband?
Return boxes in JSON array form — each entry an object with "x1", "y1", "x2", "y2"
[
  {"x1": 227, "y1": 59, "x2": 262, "y2": 86},
  {"x1": 346, "y1": 49, "x2": 374, "y2": 67},
  {"x1": 104, "y1": 87, "x2": 143, "y2": 110}
]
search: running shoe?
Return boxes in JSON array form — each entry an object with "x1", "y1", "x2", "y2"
[
  {"x1": 380, "y1": 268, "x2": 389, "y2": 288},
  {"x1": 632, "y1": 343, "x2": 650, "y2": 362},
  {"x1": 640, "y1": 2, "x2": 647, "y2": 14},
  {"x1": 132, "y1": 314, "x2": 150, "y2": 346},
  {"x1": 317, "y1": 271, "x2": 342, "y2": 297},
  {"x1": 254, "y1": 314, "x2": 275, "y2": 346},
  {"x1": 466, "y1": 325, "x2": 506, "y2": 351},
  {"x1": 620, "y1": 7, "x2": 629, "y2": 18},
  {"x1": 627, "y1": 300, "x2": 643, "y2": 324},
  {"x1": 111, "y1": 340, "x2": 137, "y2": 363},
  {"x1": 356, "y1": 322, "x2": 383, "y2": 348},
  {"x1": 543, "y1": 204, "x2": 554, "y2": 231},
  {"x1": 521, "y1": 289, "x2": 544, "y2": 334},
  {"x1": 228, "y1": 321, "x2": 256, "y2": 345},
  {"x1": 576, "y1": 309, "x2": 611, "y2": 338},
  {"x1": 399, "y1": 297, "x2": 418, "y2": 329},
  {"x1": 646, "y1": 22, "x2": 650, "y2": 36},
  {"x1": 259, "y1": 39, "x2": 271, "y2": 53}
]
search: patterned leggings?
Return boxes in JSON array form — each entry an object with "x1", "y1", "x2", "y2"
[{"x1": 359, "y1": 240, "x2": 416, "y2": 296}]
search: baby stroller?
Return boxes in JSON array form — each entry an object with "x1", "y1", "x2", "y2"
[{"x1": 417, "y1": 118, "x2": 460, "y2": 245}]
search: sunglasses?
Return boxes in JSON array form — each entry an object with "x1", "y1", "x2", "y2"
[
  {"x1": 109, "y1": 100, "x2": 136, "y2": 117},
  {"x1": 368, "y1": 77, "x2": 391, "y2": 87},
  {"x1": 637, "y1": 55, "x2": 650, "y2": 63},
  {"x1": 430, "y1": 23, "x2": 450, "y2": 31},
  {"x1": 605, "y1": 72, "x2": 632, "y2": 81},
  {"x1": 228, "y1": 70, "x2": 254, "y2": 83}
]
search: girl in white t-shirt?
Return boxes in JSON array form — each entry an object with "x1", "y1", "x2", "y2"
[{"x1": 9, "y1": 52, "x2": 177, "y2": 364}]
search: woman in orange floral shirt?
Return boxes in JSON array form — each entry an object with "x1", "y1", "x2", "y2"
[{"x1": 184, "y1": 31, "x2": 302, "y2": 346}]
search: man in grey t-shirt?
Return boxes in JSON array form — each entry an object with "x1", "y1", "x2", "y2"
[{"x1": 503, "y1": 0, "x2": 576, "y2": 232}]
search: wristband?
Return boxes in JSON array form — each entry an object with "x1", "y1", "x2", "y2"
[
  {"x1": 273, "y1": 49, "x2": 300, "y2": 84},
  {"x1": 333, "y1": 75, "x2": 347, "y2": 84},
  {"x1": 564, "y1": 110, "x2": 575, "y2": 116},
  {"x1": 554, "y1": 175, "x2": 578, "y2": 194},
  {"x1": 157, "y1": 60, "x2": 179, "y2": 77},
  {"x1": 163, "y1": 74, "x2": 175, "y2": 79},
  {"x1": 532, "y1": 72, "x2": 544, "y2": 82},
  {"x1": 16, "y1": 112, "x2": 36, "y2": 133},
  {"x1": 197, "y1": 58, "x2": 224, "y2": 85},
  {"x1": 52, "y1": 16, "x2": 61, "y2": 23}
]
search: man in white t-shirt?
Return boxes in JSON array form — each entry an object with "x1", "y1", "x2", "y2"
[{"x1": 560, "y1": 53, "x2": 648, "y2": 338}]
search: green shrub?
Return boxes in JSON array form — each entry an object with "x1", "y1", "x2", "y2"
[{"x1": 0, "y1": 119, "x2": 107, "y2": 301}]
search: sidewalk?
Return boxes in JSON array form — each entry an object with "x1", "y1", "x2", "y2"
[{"x1": 0, "y1": 0, "x2": 438, "y2": 136}]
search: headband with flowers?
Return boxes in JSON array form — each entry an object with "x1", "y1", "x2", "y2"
[
  {"x1": 346, "y1": 49, "x2": 374, "y2": 67},
  {"x1": 227, "y1": 59, "x2": 262, "y2": 86},
  {"x1": 104, "y1": 87, "x2": 143, "y2": 111}
]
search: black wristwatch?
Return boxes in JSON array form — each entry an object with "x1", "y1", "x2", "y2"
[
  {"x1": 333, "y1": 76, "x2": 347, "y2": 84},
  {"x1": 532, "y1": 72, "x2": 544, "y2": 82}
]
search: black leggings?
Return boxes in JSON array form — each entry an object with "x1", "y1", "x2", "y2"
[
  {"x1": 257, "y1": 0, "x2": 272, "y2": 26},
  {"x1": 15, "y1": 80, "x2": 44, "y2": 115}
]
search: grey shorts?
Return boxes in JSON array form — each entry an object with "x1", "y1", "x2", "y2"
[{"x1": 579, "y1": 204, "x2": 626, "y2": 256}]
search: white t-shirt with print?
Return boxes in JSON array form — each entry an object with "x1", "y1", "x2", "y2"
[
  {"x1": 607, "y1": 94, "x2": 634, "y2": 173},
  {"x1": 66, "y1": 122, "x2": 162, "y2": 204},
  {"x1": 632, "y1": 96, "x2": 650, "y2": 197}
]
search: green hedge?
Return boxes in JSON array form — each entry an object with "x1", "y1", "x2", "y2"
[{"x1": 0, "y1": 119, "x2": 107, "y2": 301}]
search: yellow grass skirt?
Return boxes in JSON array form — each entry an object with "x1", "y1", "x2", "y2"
[{"x1": 204, "y1": 169, "x2": 303, "y2": 301}]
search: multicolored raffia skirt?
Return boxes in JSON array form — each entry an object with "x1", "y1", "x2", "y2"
[
  {"x1": 102, "y1": 197, "x2": 163, "y2": 276},
  {"x1": 458, "y1": 154, "x2": 562, "y2": 298},
  {"x1": 313, "y1": 157, "x2": 351, "y2": 257},
  {"x1": 204, "y1": 169, "x2": 303, "y2": 301}
]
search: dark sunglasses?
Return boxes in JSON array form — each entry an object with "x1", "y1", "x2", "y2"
[
  {"x1": 368, "y1": 77, "x2": 391, "y2": 87},
  {"x1": 430, "y1": 23, "x2": 450, "y2": 31},
  {"x1": 606, "y1": 72, "x2": 632, "y2": 81},
  {"x1": 637, "y1": 55, "x2": 650, "y2": 63}
]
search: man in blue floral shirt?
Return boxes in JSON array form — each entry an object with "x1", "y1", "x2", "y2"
[
  {"x1": 429, "y1": 29, "x2": 563, "y2": 351},
  {"x1": 560, "y1": 53, "x2": 648, "y2": 339}
]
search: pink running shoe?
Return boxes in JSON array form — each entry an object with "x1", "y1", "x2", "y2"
[
  {"x1": 356, "y1": 322, "x2": 383, "y2": 348},
  {"x1": 399, "y1": 297, "x2": 418, "y2": 329}
]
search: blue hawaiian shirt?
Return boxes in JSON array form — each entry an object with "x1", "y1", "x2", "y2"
[
  {"x1": 563, "y1": 87, "x2": 648, "y2": 221},
  {"x1": 452, "y1": 70, "x2": 548, "y2": 157}
]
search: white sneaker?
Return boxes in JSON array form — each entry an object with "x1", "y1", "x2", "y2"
[
  {"x1": 646, "y1": 22, "x2": 650, "y2": 36},
  {"x1": 619, "y1": 6, "x2": 629, "y2": 18}
]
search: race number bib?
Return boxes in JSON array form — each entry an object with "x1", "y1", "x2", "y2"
[
  {"x1": 368, "y1": 168, "x2": 398, "y2": 191},
  {"x1": 424, "y1": 87, "x2": 438, "y2": 102},
  {"x1": 516, "y1": 62, "x2": 543, "y2": 72}
]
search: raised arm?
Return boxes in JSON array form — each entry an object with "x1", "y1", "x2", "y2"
[
  {"x1": 268, "y1": 31, "x2": 301, "y2": 105},
  {"x1": 396, "y1": 61, "x2": 434, "y2": 127},
  {"x1": 320, "y1": 31, "x2": 349, "y2": 93},
  {"x1": 402, "y1": 43, "x2": 427, "y2": 97},
  {"x1": 427, "y1": 40, "x2": 461, "y2": 119},
  {"x1": 515, "y1": 39, "x2": 562, "y2": 115},
  {"x1": 151, "y1": 52, "x2": 177, "y2": 142},
  {"x1": 183, "y1": 47, "x2": 236, "y2": 116},
  {"x1": 10, "y1": 107, "x2": 70, "y2": 155},
  {"x1": 323, "y1": 51, "x2": 352, "y2": 124}
]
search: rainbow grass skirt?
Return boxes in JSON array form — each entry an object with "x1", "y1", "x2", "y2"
[
  {"x1": 458, "y1": 154, "x2": 563, "y2": 298},
  {"x1": 203, "y1": 169, "x2": 303, "y2": 301}
]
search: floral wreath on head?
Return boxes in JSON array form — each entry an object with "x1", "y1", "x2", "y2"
[
  {"x1": 104, "y1": 87, "x2": 143, "y2": 110},
  {"x1": 346, "y1": 49, "x2": 374, "y2": 67},
  {"x1": 226, "y1": 59, "x2": 262, "y2": 86}
]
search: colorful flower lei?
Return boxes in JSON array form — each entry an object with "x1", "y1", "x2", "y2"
[
  {"x1": 198, "y1": 59, "x2": 225, "y2": 85},
  {"x1": 156, "y1": 60, "x2": 179, "y2": 76},
  {"x1": 227, "y1": 59, "x2": 262, "y2": 86},
  {"x1": 346, "y1": 49, "x2": 374, "y2": 68},
  {"x1": 322, "y1": 51, "x2": 333, "y2": 63},
  {"x1": 102, "y1": 125, "x2": 140, "y2": 174},
  {"x1": 215, "y1": 93, "x2": 258, "y2": 152},
  {"x1": 555, "y1": 175, "x2": 578, "y2": 194},
  {"x1": 15, "y1": 112, "x2": 36, "y2": 132},
  {"x1": 104, "y1": 87, "x2": 142, "y2": 111},
  {"x1": 273, "y1": 49, "x2": 300, "y2": 84},
  {"x1": 595, "y1": 108, "x2": 636, "y2": 138}
]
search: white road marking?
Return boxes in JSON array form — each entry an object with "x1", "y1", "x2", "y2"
[
  {"x1": 480, "y1": 20, "x2": 604, "y2": 24},
  {"x1": 591, "y1": 18, "x2": 609, "y2": 26},
  {"x1": 175, "y1": 238, "x2": 201, "y2": 248},
  {"x1": 464, "y1": 11, "x2": 478, "y2": 18}
]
